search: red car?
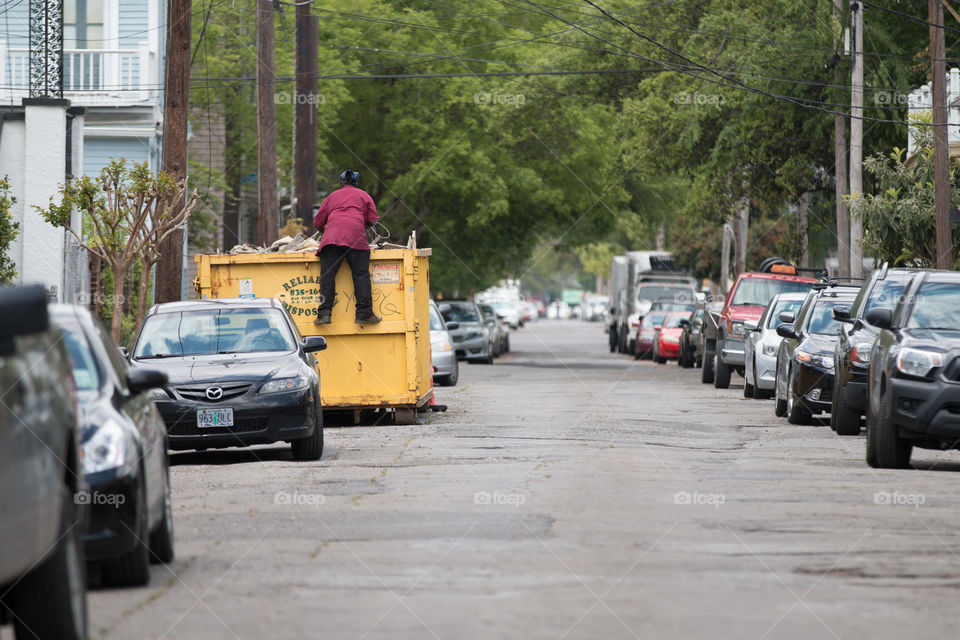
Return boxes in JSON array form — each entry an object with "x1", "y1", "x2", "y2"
[
  {"x1": 634, "y1": 312, "x2": 668, "y2": 359},
  {"x1": 652, "y1": 312, "x2": 689, "y2": 363}
]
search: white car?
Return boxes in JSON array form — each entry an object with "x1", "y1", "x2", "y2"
[{"x1": 743, "y1": 292, "x2": 807, "y2": 399}]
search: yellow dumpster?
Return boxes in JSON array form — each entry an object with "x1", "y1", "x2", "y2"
[{"x1": 194, "y1": 248, "x2": 433, "y2": 422}]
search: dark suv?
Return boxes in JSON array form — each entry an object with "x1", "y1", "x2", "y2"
[
  {"x1": 0, "y1": 286, "x2": 87, "y2": 640},
  {"x1": 865, "y1": 270, "x2": 960, "y2": 469},
  {"x1": 774, "y1": 282, "x2": 859, "y2": 424},
  {"x1": 829, "y1": 266, "x2": 914, "y2": 436}
]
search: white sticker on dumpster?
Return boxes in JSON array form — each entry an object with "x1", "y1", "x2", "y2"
[
  {"x1": 371, "y1": 263, "x2": 401, "y2": 284},
  {"x1": 238, "y1": 278, "x2": 254, "y2": 298}
]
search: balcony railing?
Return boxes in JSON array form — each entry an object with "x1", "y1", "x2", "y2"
[{"x1": 0, "y1": 45, "x2": 157, "y2": 104}]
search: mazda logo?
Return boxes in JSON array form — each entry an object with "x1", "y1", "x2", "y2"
[{"x1": 205, "y1": 387, "x2": 223, "y2": 400}]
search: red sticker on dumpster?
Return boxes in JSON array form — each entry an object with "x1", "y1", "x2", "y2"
[{"x1": 371, "y1": 263, "x2": 401, "y2": 284}]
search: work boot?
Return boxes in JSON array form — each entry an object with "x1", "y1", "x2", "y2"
[
  {"x1": 355, "y1": 314, "x2": 382, "y2": 324},
  {"x1": 314, "y1": 312, "x2": 331, "y2": 325}
]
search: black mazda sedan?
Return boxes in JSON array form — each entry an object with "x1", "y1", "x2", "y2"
[
  {"x1": 865, "y1": 271, "x2": 960, "y2": 469},
  {"x1": 52, "y1": 305, "x2": 172, "y2": 586},
  {"x1": 129, "y1": 299, "x2": 327, "y2": 460}
]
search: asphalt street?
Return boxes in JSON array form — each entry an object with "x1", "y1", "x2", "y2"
[{"x1": 31, "y1": 320, "x2": 960, "y2": 639}]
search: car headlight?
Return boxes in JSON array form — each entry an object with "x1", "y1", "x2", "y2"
[
  {"x1": 728, "y1": 321, "x2": 745, "y2": 337},
  {"x1": 896, "y1": 348, "x2": 942, "y2": 378},
  {"x1": 81, "y1": 420, "x2": 129, "y2": 475},
  {"x1": 850, "y1": 342, "x2": 873, "y2": 364},
  {"x1": 432, "y1": 341, "x2": 452, "y2": 352},
  {"x1": 762, "y1": 343, "x2": 778, "y2": 356},
  {"x1": 260, "y1": 375, "x2": 310, "y2": 394},
  {"x1": 148, "y1": 388, "x2": 170, "y2": 400},
  {"x1": 796, "y1": 351, "x2": 833, "y2": 371}
]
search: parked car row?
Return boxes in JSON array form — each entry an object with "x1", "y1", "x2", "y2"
[
  {"x1": 621, "y1": 262, "x2": 960, "y2": 471},
  {"x1": 436, "y1": 299, "x2": 511, "y2": 366}
]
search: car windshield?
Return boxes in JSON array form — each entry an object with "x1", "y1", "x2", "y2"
[
  {"x1": 863, "y1": 277, "x2": 908, "y2": 316},
  {"x1": 767, "y1": 299, "x2": 804, "y2": 329},
  {"x1": 907, "y1": 282, "x2": 960, "y2": 329},
  {"x1": 642, "y1": 313, "x2": 667, "y2": 329},
  {"x1": 443, "y1": 303, "x2": 481, "y2": 323},
  {"x1": 806, "y1": 299, "x2": 848, "y2": 335},
  {"x1": 429, "y1": 305, "x2": 445, "y2": 331},
  {"x1": 661, "y1": 314, "x2": 687, "y2": 329},
  {"x1": 134, "y1": 308, "x2": 296, "y2": 357},
  {"x1": 731, "y1": 278, "x2": 812, "y2": 307},
  {"x1": 61, "y1": 325, "x2": 101, "y2": 399}
]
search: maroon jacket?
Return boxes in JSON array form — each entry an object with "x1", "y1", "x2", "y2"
[{"x1": 313, "y1": 185, "x2": 379, "y2": 251}]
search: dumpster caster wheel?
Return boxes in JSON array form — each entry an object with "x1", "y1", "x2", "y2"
[{"x1": 394, "y1": 408, "x2": 417, "y2": 425}]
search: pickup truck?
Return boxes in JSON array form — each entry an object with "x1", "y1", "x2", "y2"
[{"x1": 701, "y1": 262, "x2": 817, "y2": 388}]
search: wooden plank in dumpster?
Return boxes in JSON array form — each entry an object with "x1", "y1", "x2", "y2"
[{"x1": 194, "y1": 248, "x2": 433, "y2": 411}]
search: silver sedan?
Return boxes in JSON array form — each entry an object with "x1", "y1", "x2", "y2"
[{"x1": 744, "y1": 292, "x2": 807, "y2": 399}]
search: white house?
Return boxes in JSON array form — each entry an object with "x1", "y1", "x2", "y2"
[
  {"x1": 907, "y1": 67, "x2": 960, "y2": 160},
  {"x1": 0, "y1": 0, "x2": 164, "y2": 176}
]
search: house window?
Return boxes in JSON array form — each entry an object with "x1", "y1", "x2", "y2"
[
  {"x1": 64, "y1": 0, "x2": 104, "y2": 50},
  {"x1": 63, "y1": 0, "x2": 105, "y2": 90}
]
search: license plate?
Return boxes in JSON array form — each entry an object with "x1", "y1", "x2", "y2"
[{"x1": 197, "y1": 408, "x2": 233, "y2": 428}]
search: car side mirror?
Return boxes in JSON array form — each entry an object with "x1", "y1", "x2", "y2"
[
  {"x1": 832, "y1": 305, "x2": 853, "y2": 322},
  {"x1": 778, "y1": 311, "x2": 795, "y2": 324},
  {"x1": 776, "y1": 323, "x2": 796, "y2": 339},
  {"x1": 865, "y1": 307, "x2": 893, "y2": 330},
  {"x1": 744, "y1": 320, "x2": 759, "y2": 331},
  {"x1": 119, "y1": 346, "x2": 129, "y2": 358},
  {"x1": 679, "y1": 319, "x2": 690, "y2": 327},
  {"x1": 445, "y1": 321, "x2": 460, "y2": 331},
  {"x1": 127, "y1": 368, "x2": 168, "y2": 395},
  {"x1": 303, "y1": 336, "x2": 327, "y2": 353},
  {"x1": 0, "y1": 285, "x2": 48, "y2": 356}
]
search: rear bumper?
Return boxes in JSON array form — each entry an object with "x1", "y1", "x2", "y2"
[{"x1": 888, "y1": 377, "x2": 960, "y2": 439}]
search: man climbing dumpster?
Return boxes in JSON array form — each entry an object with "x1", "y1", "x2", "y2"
[{"x1": 313, "y1": 170, "x2": 382, "y2": 325}]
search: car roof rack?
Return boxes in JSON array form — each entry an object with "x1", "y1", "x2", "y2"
[
  {"x1": 796, "y1": 267, "x2": 829, "y2": 278},
  {"x1": 811, "y1": 277, "x2": 864, "y2": 291}
]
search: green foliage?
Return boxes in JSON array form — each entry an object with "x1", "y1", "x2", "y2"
[
  {"x1": 189, "y1": 1, "x2": 937, "y2": 292},
  {"x1": 0, "y1": 177, "x2": 19, "y2": 284},
  {"x1": 857, "y1": 128, "x2": 960, "y2": 268}
]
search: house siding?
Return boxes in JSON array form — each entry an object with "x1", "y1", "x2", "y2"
[
  {"x1": 118, "y1": 0, "x2": 150, "y2": 48},
  {"x1": 83, "y1": 137, "x2": 151, "y2": 177}
]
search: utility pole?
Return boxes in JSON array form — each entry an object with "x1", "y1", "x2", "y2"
[
  {"x1": 834, "y1": 0, "x2": 850, "y2": 278},
  {"x1": 157, "y1": 0, "x2": 191, "y2": 303},
  {"x1": 849, "y1": 1, "x2": 864, "y2": 278},
  {"x1": 294, "y1": 5, "x2": 319, "y2": 231},
  {"x1": 257, "y1": 0, "x2": 278, "y2": 246},
  {"x1": 733, "y1": 198, "x2": 749, "y2": 276},
  {"x1": 931, "y1": 0, "x2": 954, "y2": 269}
]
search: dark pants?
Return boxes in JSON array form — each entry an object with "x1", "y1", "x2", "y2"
[{"x1": 317, "y1": 244, "x2": 374, "y2": 319}]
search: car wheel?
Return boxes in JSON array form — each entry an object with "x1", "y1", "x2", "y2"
[
  {"x1": 743, "y1": 377, "x2": 754, "y2": 399},
  {"x1": 714, "y1": 353, "x2": 731, "y2": 389},
  {"x1": 437, "y1": 366, "x2": 459, "y2": 387},
  {"x1": 786, "y1": 370, "x2": 812, "y2": 425},
  {"x1": 753, "y1": 384, "x2": 772, "y2": 400},
  {"x1": 503, "y1": 335, "x2": 510, "y2": 353},
  {"x1": 832, "y1": 377, "x2": 862, "y2": 436},
  {"x1": 701, "y1": 343, "x2": 715, "y2": 384},
  {"x1": 774, "y1": 365, "x2": 787, "y2": 417},
  {"x1": 865, "y1": 407, "x2": 879, "y2": 468},
  {"x1": 102, "y1": 473, "x2": 150, "y2": 587},
  {"x1": 291, "y1": 402, "x2": 324, "y2": 461},
  {"x1": 8, "y1": 485, "x2": 87, "y2": 640},
  {"x1": 871, "y1": 388, "x2": 912, "y2": 469},
  {"x1": 149, "y1": 458, "x2": 175, "y2": 564}
]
